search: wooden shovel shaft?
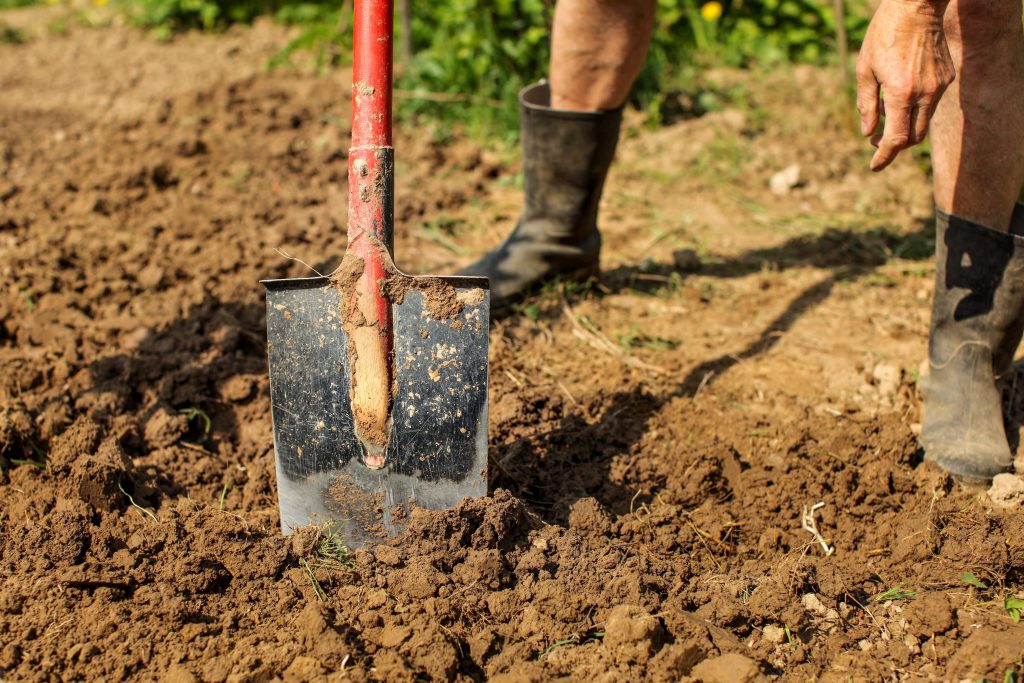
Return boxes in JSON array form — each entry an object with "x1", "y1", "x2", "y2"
[{"x1": 347, "y1": 0, "x2": 395, "y2": 467}]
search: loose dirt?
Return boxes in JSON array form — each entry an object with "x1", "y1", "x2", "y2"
[{"x1": 1, "y1": 9, "x2": 1023, "y2": 682}]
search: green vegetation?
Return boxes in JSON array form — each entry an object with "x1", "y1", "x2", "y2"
[
  {"x1": 7, "y1": 441, "x2": 47, "y2": 470},
  {"x1": 314, "y1": 523, "x2": 358, "y2": 569},
  {"x1": 962, "y1": 571, "x2": 988, "y2": 589},
  {"x1": 871, "y1": 586, "x2": 916, "y2": 603},
  {"x1": 1006, "y1": 596, "x2": 1024, "y2": 624},
  {"x1": 0, "y1": 0, "x2": 39, "y2": 9},
  {"x1": 0, "y1": 21, "x2": 27, "y2": 43},
  {"x1": 118, "y1": 479, "x2": 160, "y2": 521},
  {"x1": 180, "y1": 406, "x2": 212, "y2": 433},
  {"x1": 100, "y1": 0, "x2": 874, "y2": 136}
]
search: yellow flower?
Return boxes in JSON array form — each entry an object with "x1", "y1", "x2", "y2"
[
  {"x1": 93, "y1": 0, "x2": 109, "y2": 6},
  {"x1": 701, "y1": 1, "x2": 723, "y2": 21}
]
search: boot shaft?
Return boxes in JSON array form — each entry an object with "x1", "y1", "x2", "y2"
[
  {"x1": 930, "y1": 203, "x2": 1024, "y2": 375},
  {"x1": 518, "y1": 83, "x2": 623, "y2": 242}
]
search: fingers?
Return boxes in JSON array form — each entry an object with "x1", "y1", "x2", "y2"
[
  {"x1": 855, "y1": 63, "x2": 880, "y2": 137},
  {"x1": 870, "y1": 99, "x2": 912, "y2": 172},
  {"x1": 911, "y1": 96, "x2": 938, "y2": 143}
]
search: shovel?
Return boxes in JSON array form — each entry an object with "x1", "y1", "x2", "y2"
[{"x1": 261, "y1": 0, "x2": 490, "y2": 545}]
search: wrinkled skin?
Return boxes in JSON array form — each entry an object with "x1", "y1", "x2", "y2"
[{"x1": 856, "y1": 0, "x2": 956, "y2": 172}]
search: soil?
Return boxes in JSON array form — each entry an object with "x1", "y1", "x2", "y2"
[{"x1": 2, "y1": 8, "x2": 1024, "y2": 682}]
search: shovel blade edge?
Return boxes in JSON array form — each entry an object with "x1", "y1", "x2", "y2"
[{"x1": 262, "y1": 275, "x2": 489, "y2": 546}]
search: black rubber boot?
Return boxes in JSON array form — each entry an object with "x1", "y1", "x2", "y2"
[
  {"x1": 920, "y1": 203, "x2": 1024, "y2": 484},
  {"x1": 460, "y1": 82, "x2": 623, "y2": 312}
]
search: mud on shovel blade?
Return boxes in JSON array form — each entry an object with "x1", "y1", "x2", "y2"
[{"x1": 262, "y1": 273, "x2": 489, "y2": 544}]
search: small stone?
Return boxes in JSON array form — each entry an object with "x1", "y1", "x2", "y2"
[
  {"x1": 123, "y1": 327, "x2": 150, "y2": 351},
  {"x1": 769, "y1": 164, "x2": 803, "y2": 196},
  {"x1": 801, "y1": 593, "x2": 828, "y2": 617},
  {"x1": 761, "y1": 624, "x2": 786, "y2": 644},
  {"x1": 137, "y1": 264, "x2": 165, "y2": 289},
  {"x1": 859, "y1": 640, "x2": 873, "y2": 651},
  {"x1": 872, "y1": 362, "x2": 901, "y2": 397},
  {"x1": 988, "y1": 473, "x2": 1024, "y2": 509}
]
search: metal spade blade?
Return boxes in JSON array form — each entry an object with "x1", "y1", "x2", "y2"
[{"x1": 263, "y1": 272, "x2": 489, "y2": 545}]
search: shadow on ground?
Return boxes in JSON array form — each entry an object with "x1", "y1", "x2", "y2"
[{"x1": 491, "y1": 217, "x2": 937, "y2": 521}]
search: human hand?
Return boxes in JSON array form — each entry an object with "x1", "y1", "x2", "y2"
[{"x1": 856, "y1": 0, "x2": 955, "y2": 171}]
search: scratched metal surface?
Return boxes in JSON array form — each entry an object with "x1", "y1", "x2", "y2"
[{"x1": 262, "y1": 275, "x2": 489, "y2": 545}]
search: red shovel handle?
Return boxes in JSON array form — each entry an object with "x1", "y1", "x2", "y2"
[
  {"x1": 351, "y1": 0, "x2": 393, "y2": 153},
  {"x1": 349, "y1": 0, "x2": 393, "y2": 250},
  {"x1": 347, "y1": 0, "x2": 395, "y2": 467}
]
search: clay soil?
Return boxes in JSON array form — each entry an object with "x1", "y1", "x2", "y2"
[{"x1": 2, "y1": 9, "x2": 1023, "y2": 682}]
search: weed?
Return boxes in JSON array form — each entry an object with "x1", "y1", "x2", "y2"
[
  {"x1": 9, "y1": 457, "x2": 46, "y2": 469},
  {"x1": 617, "y1": 326, "x2": 679, "y2": 351},
  {"x1": 784, "y1": 623, "x2": 797, "y2": 651},
  {"x1": 0, "y1": 22, "x2": 27, "y2": 44},
  {"x1": 118, "y1": 480, "x2": 159, "y2": 522},
  {"x1": 537, "y1": 628, "x2": 604, "y2": 661},
  {"x1": 520, "y1": 303, "x2": 540, "y2": 321},
  {"x1": 47, "y1": 15, "x2": 71, "y2": 35},
  {"x1": 9, "y1": 441, "x2": 47, "y2": 470},
  {"x1": 1005, "y1": 596, "x2": 1024, "y2": 623},
  {"x1": 418, "y1": 215, "x2": 467, "y2": 255},
  {"x1": 180, "y1": 407, "x2": 212, "y2": 434},
  {"x1": 962, "y1": 571, "x2": 987, "y2": 590},
  {"x1": 300, "y1": 557, "x2": 327, "y2": 602},
  {"x1": 218, "y1": 482, "x2": 229, "y2": 510},
  {"x1": 17, "y1": 289, "x2": 36, "y2": 311},
  {"x1": 314, "y1": 523, "x2": 357, "y2": 569},
  {"x1": 871, "y1": 586, "x2": 916, "y2": 603}
]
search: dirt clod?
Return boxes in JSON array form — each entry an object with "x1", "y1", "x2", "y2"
[
  {"x1": 905, "y1": 592, "x2": 956, "y2": 637},
  {"x1": 604, "y1": 605, "x2": 664, "y2": 665},
  {"x1": 691, "y1": 653, "x2": 764, "y2": 683}
]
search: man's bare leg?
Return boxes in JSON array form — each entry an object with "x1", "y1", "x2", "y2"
[
  {"x1": 918, "y1": 0, "x2": 1024, "y2": 483},
  {"x1": 550, "y1": 0, "x2": 656, "y2": 111},
  {"x1": 460, "y1": 0, "x2": 655, "y2": 310},
  {"x1": 930, "y1": 0, "x2": 1024, "y2": 230}
]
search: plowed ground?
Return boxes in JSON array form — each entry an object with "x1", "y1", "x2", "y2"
[{"x1": 1, "y1": 10, "x2": 1022, "y2": 682}]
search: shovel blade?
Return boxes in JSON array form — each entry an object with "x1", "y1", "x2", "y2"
[{"x1": 262, "y1": 274, "x2": 489, "y2": 546}]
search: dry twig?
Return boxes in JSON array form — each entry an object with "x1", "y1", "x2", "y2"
[
  {"x1": 561, "y1": 298, "x2": 664, "y2": 374},
  {"x1": 801, "y1": 501, "x2": 834, "y2": 556}
]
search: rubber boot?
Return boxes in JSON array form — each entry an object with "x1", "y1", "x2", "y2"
[
  {"x1": 460, "y1": 82, "x2": 623, "y2": 311},
  {"x1": 920, "y1": 203, "x2": 1024, "y2": 484}
]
